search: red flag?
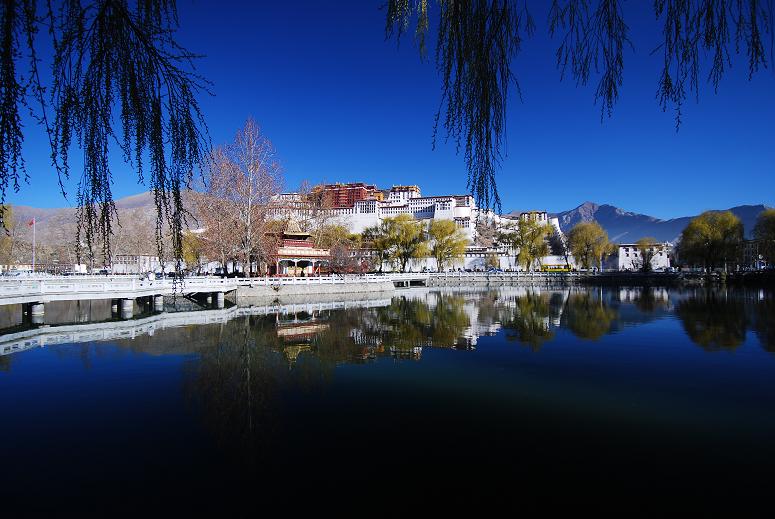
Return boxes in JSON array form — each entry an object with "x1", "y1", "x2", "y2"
[{"x1": 28, "y1": 218, "x2": 35, "y2": 226}]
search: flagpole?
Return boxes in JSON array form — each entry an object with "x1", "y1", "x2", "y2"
[{"x1": 32, "y1": 218, "x2": 36, "y2": 273}]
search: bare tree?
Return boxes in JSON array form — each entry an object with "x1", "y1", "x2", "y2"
[
  {"x1": 296, "y1": 181, "x2": 336, "y2": 237},
  {"x1": 190, "y1": 191, "x2": 230, "y2": 272},
  {"x1": 200, "y1": 118, "x2": 283, "y2": 276}
]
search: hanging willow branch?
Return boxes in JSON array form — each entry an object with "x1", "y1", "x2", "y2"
[
  {"x1": 653, "y1": 0, "x2": 771, "y2": 129},
  {"x1": 549, "y1": 0, "x2": 631, "y2": 120},
  {"x1": 0, "y1": 0, "x2": 209, "y2": 268},
  {"x1": 387, "y1": 0, "x2": 535, "y2": 212},
  {"x1": 386, "y1": 0, "x2": 772, "y2": 211}
]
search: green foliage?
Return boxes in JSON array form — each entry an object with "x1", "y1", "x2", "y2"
[
  {"x1": 363, "y1": 215, "x2": 430, "y2": 272},
  {"x1": 679, "y1": 211, "x2": 743, "y2": 270},
  {"x1": 498, "y1": 218, "x2": 551, "y2": 271},
  {"x1": 182, "y1": 231, "x2": 204, "y2": 272},
  {"x1": 362, "y1": 219, "x2": 399, "y2": 272},
  {"x1": 428, "y1": 219, "x2": 468, "y2": 272},
  {"x1": 313, "y1": 224, "x2": 354, "y2": 249},
  {"x1": 392, "y1": 214, "x2": 429, "y2": 272},
  {"x1": 753, "y1": 209, "x2": 775, "y2": 264},
  {"x1": 567, "y1": 221, "x2": 610, "y2": 270}
]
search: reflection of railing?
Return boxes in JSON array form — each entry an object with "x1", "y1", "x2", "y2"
[
  {"x1": 429, "y1": 272, "x2": 583, "y2": 279},
  {"x1": 0, "y1": 298, "x2": 392, "y2": 357}
]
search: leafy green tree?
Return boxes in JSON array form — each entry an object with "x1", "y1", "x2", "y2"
[
  {"x1": 385, "y1": 0, "x2": 772, "y2": 209},
  {"x1": 428, "y1": 219, "x2": 468, "y2": 272},
  {"x1": 567, "y1": 222, "x2": 610, "y2": 270},
  {"x1": 753, "y1": 209, "x2": 775, "y2": 265},
  {"x1": 182, "y1": 231, "x2": 204, "y2": 274},
  {"x1": 363, "y1": 215, "x2": 429, "y2": 272},
  {"x1": 313, "y1": 224, "x2": 355, "y2": 249},
  {"x1": 392, "y1": 215, "x2": 430, "y2": 272},
  {"x1": 362, "y1": 220, "x2": 399, "y2": 273},
  {"x1": 678, "y1": 211, "x2": 743, "y2": 271},
  {"x1": 498, "y1": 218, "x2": 551, "y2": 271}
]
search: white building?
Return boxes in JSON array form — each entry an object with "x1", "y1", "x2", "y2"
[
  {"x1": 271, "y1": 185, "x2": 484, "y2": 241},
  {"x1": 268, "y1": 187, "x2": 572, "y2": 272},
  {"x1": 112, "y1": 254, "x2": 163, "y2": 274},
  {"x1": 616, "y1": 243, "x2": 672, "y2": 271}
]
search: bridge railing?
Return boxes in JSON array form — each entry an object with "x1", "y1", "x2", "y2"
[
  {"x1": 0, "y1": 276, "x2": 242, "y2": 299},
  {"x1": 0, "y1": 274, "x2": 401, "y2": 301}
]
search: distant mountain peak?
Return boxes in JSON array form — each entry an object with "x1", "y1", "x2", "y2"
[{"x1": 548, "y1": 201, "x2": 770, "y2": 243}]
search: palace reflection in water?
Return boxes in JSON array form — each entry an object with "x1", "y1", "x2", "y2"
[{"x1": 2, "y1": 286, "x2": 775, "y2": 512}]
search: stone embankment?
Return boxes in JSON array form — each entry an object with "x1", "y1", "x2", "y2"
[{"x1": 234, "y1": 276, "x2": 395, "y2": 301}]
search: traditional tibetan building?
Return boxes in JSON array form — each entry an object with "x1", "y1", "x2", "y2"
[{"x1": 271, "y1": 219, "x2": 330, "y2": 276}]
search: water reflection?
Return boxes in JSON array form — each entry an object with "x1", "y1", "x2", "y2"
[
  {"x1": 3, "y1": 286, "x2": 775, "y2": 367},
  {"x1": 4, "y1": 286, "x2": 775, "y2": 513},
  {"x1": 675, "y1": 291, "x2": 748, "y2": 351},
  {"x1": 631, "y1": 287, "x2": 671, "y2": 313},
  {"x1": 563, "y1": 292, "x2": 618, "y2": 340},
  {"x1": 751, "y1": 293, "x2": 775, "y2": 353},
  {"x1": 499, "y1": 292, "x2": 555, "y2": 351}
]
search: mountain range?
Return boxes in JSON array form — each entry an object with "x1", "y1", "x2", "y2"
[
  {"x1": 8, "y1": 192, "x2": 770, "y2": 246},
  {"x1": 545, "y1": 202, "x2": 769, "y2": 243}
]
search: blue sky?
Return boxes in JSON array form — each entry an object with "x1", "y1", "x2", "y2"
[{"x1": 10, "y1": 0, "x2": 775, "y2": 218}]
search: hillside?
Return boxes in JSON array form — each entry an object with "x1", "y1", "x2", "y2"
[
  {"x1": 8, "y1": 191, "x2": 199, "y2": 255},
  {"x1": 546, "y1": 202, "x2": 769, "y2": 243}
]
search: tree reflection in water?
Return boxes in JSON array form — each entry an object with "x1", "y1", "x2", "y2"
[
  {"x1": 632, "y1": 287, "x2": 670, "y2": 313},
  {"x1": 500, "y1": 291, "x2": 555, "y2": 351},
  {"x1": 183, "y1": 315, "x2": 329, "y2": 467},
  {"x1": 754, "y1": 294, "x2": 775, "y2": 354},
  {"x1": 183, "y1": 294, "x2": 473, "y2": 465},
  {"x1": 563, "y1": 292, "x2": 618, "y2": 340},
  {"x1": 675, "y1": 291, "x2": 747, "y2": 351}
]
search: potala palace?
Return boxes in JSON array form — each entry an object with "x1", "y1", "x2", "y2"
[{"x1": 271, "y1": 182, "x2": 563, "y2": 243}]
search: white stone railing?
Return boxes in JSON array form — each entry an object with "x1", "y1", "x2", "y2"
[
  {"x1": 0, "y1": 274, "x2": 407, "y2": 304},
  {"x1": 0, "y1": 271, "x2": 584, "y2": 304}
]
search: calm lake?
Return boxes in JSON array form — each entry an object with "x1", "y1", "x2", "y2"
[{"x1": 2, "y1": 286, "x2": 775, "y2": 514}]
